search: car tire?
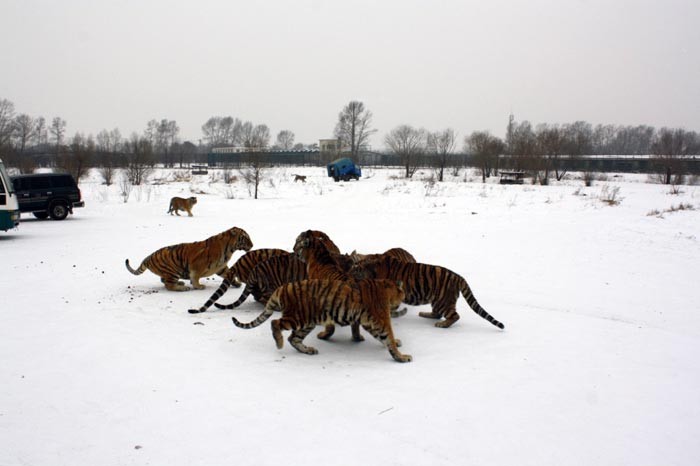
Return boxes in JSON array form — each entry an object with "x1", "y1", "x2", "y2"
[
  {"x1": 49, "y1": 201, "x2": 69, "y2": 220},
  {"x1": 33, "y1": 211, "x2": 49, "y2": 219}
]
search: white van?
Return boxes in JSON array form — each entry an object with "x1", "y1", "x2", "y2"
[{"x1": 0, "y1": 158, "x2": 20, "y2": 231}]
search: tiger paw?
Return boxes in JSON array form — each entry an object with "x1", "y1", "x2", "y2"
[
  {"x1": 395, "y1": 354, "x2": 412, "y2": 363},
  {"x1": 435, "y1": 320, "x2": 455, "y2": 328},
  {"x1": 418, "y1": 311, "x2": 440, "y2": 319},
  {"x1": 352, "y1": 334, "x2": 365, "y2": 342}
]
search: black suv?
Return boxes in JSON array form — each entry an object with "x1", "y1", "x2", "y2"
[{"x1": 11, "y1": 173, "x2": 85, "y2": 220}]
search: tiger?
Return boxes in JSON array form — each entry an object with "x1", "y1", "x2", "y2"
[
  {"x1": 350, "y1": 255, "x2": 505, "y2": 329},
  {"x1": 349, "y1": 247, "x2": 417, "y2": 265},
  {"x1": 125, "y1": 226, "x2": 253, "y2": 291},
  {"x1": 231, "y1": 279, "x2": 412, "y2": 363},
  {"x1": 293, "y1": 230, "x2": 361, "y2": 341},
  {"x1": 293, "y1": 229, "x2": 341, "y2": 255},
  {"x1": 188, "y1": 254, "x2": 307, "y2": 314},
  {"x1": 293, "y1": 174, "x2": 307, "y2": 183},
  {"x1": 168, "y1": 196, "x2": 197, "y2": 216},
  {"x1": 225, "y1": 248, "x2": 290, "y2": 288}
]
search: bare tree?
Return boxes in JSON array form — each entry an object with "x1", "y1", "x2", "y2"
[
  {"x1": 0, "y1": 98, "x2": 16, "y2": 151},
  {"x1": 171, "y1": 141, "x2": 198, "y2": 168},
  {"x1": 96, "y1": 128, "x2": 122, "y2": 185},
  {"x1": 240, "y1": 121, "x2": 254, "y2": 148},
  {"x1": 334, "y1": 100, "x2": 376, "y2": 159},
  {"x1": 201, "y1": 116, "x2": 243, "y2": 147},
  {"x1": 508, "y1": 120, "x2": 536, "y2": 171},
  {"x1": 144, "y1": 119, "x2": 158, "y2": 147},
  {"x1": 651, "y1": 128, "x2": 692, "y2": 184},
  {"x1": 466, "y1": 131, "x2": 505, "y2": 182},
  {"x1": 385, "y1": 124, "x2": 427, "y2": 178},
  {"x1": 251, "y1": 124, "x2": 270, "y2": 149},
  {"x1": 50, "y1": 117, "x2": 67, "y2": 157},
  {"x1": 154, "y1": 119, "x2": 179, "y2": 166},
  {"x1": 58, "y1": 133, "x2": 93, "y2": 181},
  {"x1": 427, "y1": 128, "x2": 457, "y2": 181},
  {"x1": 276, "y1": 130, "x2": 295, "y2": 150},
  {"x1": 239, "y1": 155, "x2": 267, "y2": 199},
  {"x1": 125, "y1": 133, "x2": 154, "y2": 185},
  {"x1": 535, "y1": 124, "x2": 566, "y2": 184},
  {"x1": 34, "y1": 116, "x2": 48, "y2": 147},
  {"x1": 13, "y1": 114, "x2": 35, "y2": 154},
  {"x1": 11, "y1": 114, "x2": 37, "y2": 172}
]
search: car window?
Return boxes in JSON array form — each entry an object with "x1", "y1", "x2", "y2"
[
  {"x1": 30, "y1": 177, "x2": 52, "y2": 189},
  {"x1": 51, "y1": 176, "x2": 75, "y2": 188}
]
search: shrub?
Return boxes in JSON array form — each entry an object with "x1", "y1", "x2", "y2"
[{"x1": 599, "y1": 185, "x2": 622, "y2": 206}]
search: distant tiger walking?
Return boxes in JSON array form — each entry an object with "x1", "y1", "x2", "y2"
[{"x1": 168, "y1": 196, "x2": 197, "y2": 216}]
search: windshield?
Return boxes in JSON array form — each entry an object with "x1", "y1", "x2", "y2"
[{"x1": 0, "y1": 161, "x2": 14, "y2": 195}]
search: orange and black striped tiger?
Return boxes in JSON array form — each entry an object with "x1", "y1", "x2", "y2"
[
  {"x1": 215, "y1": 254, "x2": 307, "y2": 309},
  {"x1": 187, "y1": 249, "x2": 290, "y2": 313},
  {"x1": 349, "y1": 247, "x2": 417, "y2": 265},
  {"x1": 167, "y1": 196, "x2": 197, "y2": 216},
  {"x1": 231, "y1": 279, "x2": 412, "y2": 362},
  {"x1": 293, "y1": 230, "x2": 360, "y2": 341},
  {"x1": 226, "y1": 248, "x2": 289, "y2": 288},
  {"x1": 350, "y1": 255, "x2": 505, "y2": 329},
  {"x1": 125, "y1": 226, "x2": 253, "y2": 291},
  {"x1": 293, "y1": 229, "x2": 341, "y2": 256},
  {"x1": 189, "y1": 254, "x2": 307, "y2": 314}
]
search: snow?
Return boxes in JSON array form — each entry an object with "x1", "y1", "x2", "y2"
[{"x1": 2, "y1": 167, "x2": 699, "y2": 466}]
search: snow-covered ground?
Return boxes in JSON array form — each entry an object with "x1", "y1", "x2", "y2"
[{"x1": 2, "y1": 167, "x2": 699, "y2": 466}]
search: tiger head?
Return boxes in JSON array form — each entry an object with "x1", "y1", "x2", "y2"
[
  {"x1": 188, "y1": 197, "x2": 198, "y2": 206},
  {"x1": 349, "y1": 259, "x2": 378, "y2": 280},
  {"x1": 349, "y1": 250, "x2": 366, "y2": 264},
  {"x1": 226, "y1": 227, "x2": 253, "y2": 253},
  {"x1": 293, "y1": 230, "x2": 340, "y2": 259}
]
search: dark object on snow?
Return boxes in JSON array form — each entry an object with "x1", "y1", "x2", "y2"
[
  {"x1": 11, "y1": 173, "x2": 84, "y2": 220},
  {"x1": 326, "y1": 158, "x2": 361, "y2": 182},
  {"x1": 499, "y1": 171, "x2": 524, "y2": 185}
]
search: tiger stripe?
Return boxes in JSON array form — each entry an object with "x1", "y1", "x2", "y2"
[
  {"x1": 187, "y1": 250, "x2": 293, "y2": 314},
  {"x1": 231, "y1": 279, "x2": 411, "y2": 362},
  {"x1": 293, "y1": 230, "x2": 360, "y2": 340},
  {"x1": 125, "y1": 226, "x2": 253, "y2": 291},
  {"x1": 214, "y1": 254, "x2": 307, "y2": 310},
  {"x1": 350, "y1": 255, "x2": 504, "y2": 329},
  {"x1": 224, "y1": 248, "x2": 289, "y2": 288}
]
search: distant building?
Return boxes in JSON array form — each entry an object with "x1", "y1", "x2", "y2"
[{"x1": 319, "y1": 138, "x2": 344, "y2": 155}]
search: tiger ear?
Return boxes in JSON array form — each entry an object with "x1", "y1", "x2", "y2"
[{"x1": 396, "y1": 280, "x2": 403, "y2": 290}]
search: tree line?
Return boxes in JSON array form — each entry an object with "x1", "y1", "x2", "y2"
[{"x1": 1, "y1": 96, "x2": 698, "y2": 186}]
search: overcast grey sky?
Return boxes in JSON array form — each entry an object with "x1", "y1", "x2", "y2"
[{"x1": 1, "y1": 0, "x2": 699, "y2": 148}]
